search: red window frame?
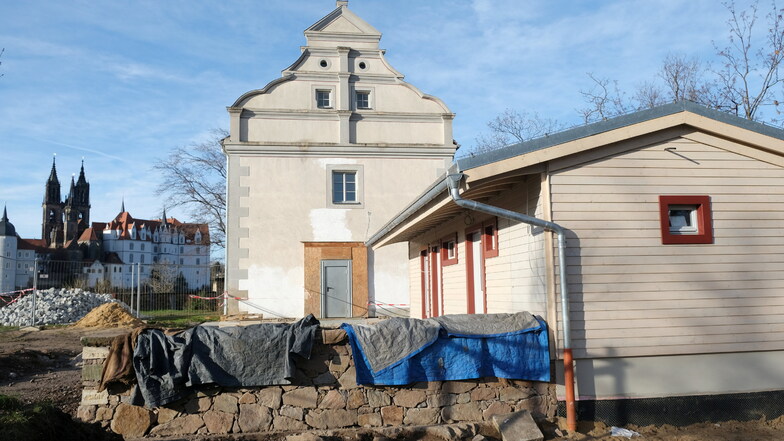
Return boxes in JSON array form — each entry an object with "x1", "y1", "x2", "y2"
[
  {"x1": 440, "y1": 233, "x2": 458, "y2": 266},
  {"x1": 658, "y1": 195, "x2": 713, "y2": 245},
  {"x1": 482, "y1": 218, "x2": 499, "y2": 258}
]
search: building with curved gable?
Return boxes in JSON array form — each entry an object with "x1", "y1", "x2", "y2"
[{"x1": 223, "y1": 1, "x2": 456, "y2": 318}]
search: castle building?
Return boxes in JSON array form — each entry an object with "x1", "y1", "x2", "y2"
[{"x1": 0, "y1": 159, "x2": 210, "y2": 291}]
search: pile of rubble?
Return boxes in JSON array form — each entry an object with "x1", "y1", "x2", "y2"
[{"x1": 0, "y1": 288, "x2": 127, "y2": 326}]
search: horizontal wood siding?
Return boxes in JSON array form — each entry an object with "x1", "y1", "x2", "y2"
[
  {"x1": 406, "y1": 178, "x2": 548, "y2": 318},
  {"x1": 550, "y1": 136, "x2": 784, "y2": 358}
]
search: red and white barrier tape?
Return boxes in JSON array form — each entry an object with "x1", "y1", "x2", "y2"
[{"x1": 368, "y1": 301, "x2": 409, "y2": 307}]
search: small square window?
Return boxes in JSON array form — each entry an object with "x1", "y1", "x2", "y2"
[
  {"x1": 356, "y1": 91, "x2": 370, "y2": 109},
  {"x1": 316, "y1": 90, "x2": 331, "y2": 108},
  {"x1": 659, "y1": 195, "x2": 713, "y2": 244},
  {"x1": 332, "y1": 171, "x2": 357, "y2": 203}
]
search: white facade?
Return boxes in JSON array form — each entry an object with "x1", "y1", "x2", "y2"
[
  {"x1": 0, "y1": 209, "x2": 37, "y2": 292},
  {"x1": 99, "y1": 212, "x2": 210, "y2": 290},
  {"x1": 223, "y1": 1, "x2": 456, "y2": 318}
]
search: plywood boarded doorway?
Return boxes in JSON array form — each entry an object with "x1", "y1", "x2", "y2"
[{"x1": 304, "y1": 242, "x2": 367, "y2": 318}]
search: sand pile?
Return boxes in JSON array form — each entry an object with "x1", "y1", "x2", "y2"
[{"x1": 73, "y1": 302, "x2": 145, "y2": 328}]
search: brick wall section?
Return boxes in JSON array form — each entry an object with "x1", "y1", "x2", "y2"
[{"x1": 78, "y1": 328, "x2": 556, "y2": 437}]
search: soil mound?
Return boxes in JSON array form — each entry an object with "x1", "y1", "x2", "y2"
[{"x1": 72, "y1": 303, "x2": 144, "y2": 329}]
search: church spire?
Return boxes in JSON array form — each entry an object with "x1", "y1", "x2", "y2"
[
  {"x1": 2, "y1": 205, "x2": 7, "y2": 222},
  {"x1": 121, "y1": 198, "x2": 125, "y2": 213},
  {"x1": 48, "y1": 155, "x2": 59, "y2": 184},
  {"x1": 77, "y1": 158, "x2": 87, "y2": 185},
  {"x1": 162, "y1": 207, "x2": 168, "y2": 225}
]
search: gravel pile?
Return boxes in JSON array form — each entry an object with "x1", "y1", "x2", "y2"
[{"x1": 0, "y1": 288, "x2": 128, "y2": 326}]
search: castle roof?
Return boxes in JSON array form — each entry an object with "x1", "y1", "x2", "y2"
[{"x1": 0, "y1": 206, "x2": 16, "y2": 237}]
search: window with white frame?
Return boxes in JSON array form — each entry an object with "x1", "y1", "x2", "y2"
[
  {"x1": 356, "y1": 91, "x2": 370, "y2": 109},
  {"x1": 332, "y1": 171, "x2": 357, "y2": 204},
  {"x1": 316, "y1": 90, "x2": 331, "y2": 108}
]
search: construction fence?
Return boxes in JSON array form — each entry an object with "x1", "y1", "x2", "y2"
[{"x1": 1, "y1": 259, "x2": 225, "y2": 322}]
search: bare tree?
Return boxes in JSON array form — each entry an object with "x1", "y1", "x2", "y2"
[
  {"x1": 578, "y1": 74, "x2": 630, "y2": 123},
  {"x1": 474, "y1": 109, "x2": 564, "y2": 152},
  {"x1": 154, "y1": 129, "x2": 227, "y2": 249},
  {"x1": 148, "y1": 262, "x2": 178, "y2": 294},
  {"x1": 714, "y1": 1, "x2": 784, "y2": 120}
]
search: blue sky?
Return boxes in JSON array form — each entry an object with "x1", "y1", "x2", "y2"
[{"x1": 0, "y1": 0, "x2": 755, "y2": 241}]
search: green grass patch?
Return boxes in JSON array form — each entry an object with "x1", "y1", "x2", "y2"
[{"x1": 0, "y1": 325, "x2": 18, "y2": 333}]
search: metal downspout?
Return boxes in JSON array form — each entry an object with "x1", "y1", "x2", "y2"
[{"x1": 445, "y1": 173, "x2": 577, "y2": 432}]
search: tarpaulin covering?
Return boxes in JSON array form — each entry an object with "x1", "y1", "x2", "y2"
[
  {"x1": 341, "y1": 312, "x2": 550, "y2": 385},
  {"x1": 131, "y1": 314, "x2": 319, "y2": 407}
]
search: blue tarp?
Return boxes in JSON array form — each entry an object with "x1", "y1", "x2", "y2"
[{"x1": 341, "y1": 316, "x2": 550, "y2": 385}]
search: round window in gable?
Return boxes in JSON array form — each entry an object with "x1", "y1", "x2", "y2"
[
  {"x1": 358, "y1": 61, "x2": 367, "y2": 70},
  {"x1": 319, "y1": 59, "x2": 329, "y2": 68}
]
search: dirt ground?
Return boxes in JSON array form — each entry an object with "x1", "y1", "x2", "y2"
[{"x1": 2, "y1": 327, "x2": 784, "y2": 440}]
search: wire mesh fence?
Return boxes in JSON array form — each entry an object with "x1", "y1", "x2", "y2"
[{"x1": 0, "y1": 259, "x2": 224, "y2": 324}]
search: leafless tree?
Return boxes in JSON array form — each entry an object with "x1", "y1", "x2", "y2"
[
  {"x1": 148, "y1": 262, "x2": 178, "y2": 294},
  {"x1": 154, "y1": 129, "x2": 227, "y2": 250},
  {"x1": 578, "y1": 74, "x2": 630, "y2": 123},
  {"x1": 474, "y1": 109, "x2": 564, "y2": 152},
  {"x1": 714, "y1": 1, "x2": 784, "y2": 120}
]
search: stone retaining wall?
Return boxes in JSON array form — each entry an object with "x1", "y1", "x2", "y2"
[{"x1": 78, "y1": 327, "x2": 556, "y2": 438}]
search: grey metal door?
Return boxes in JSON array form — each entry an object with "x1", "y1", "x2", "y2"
[{"x1": 321, "y1": 260, "x2": 352, "y2": 318}]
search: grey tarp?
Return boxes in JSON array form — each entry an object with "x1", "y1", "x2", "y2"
[
  {"x1": 350, "y1": 312, "x2": 539, "y2": 373},
  {"x1": 131, "y1": 314, "x2": 319, "y2": 408}
]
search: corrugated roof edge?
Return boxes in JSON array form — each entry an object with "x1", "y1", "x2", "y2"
[{"x1": 456, "y1": 100, "x2": 784, "y2": 171}]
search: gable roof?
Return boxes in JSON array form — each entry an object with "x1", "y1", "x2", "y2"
[
  {"x1": 367, "y1": 101, "x2": 784, "y2": 248},
  {"x1": 304, "y1": 2, "x2": 382, "y2": 47}
]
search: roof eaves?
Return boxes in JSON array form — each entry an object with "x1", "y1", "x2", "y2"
[{"x1": 456, "y1": 101, "x2": 784, "y2": 172}]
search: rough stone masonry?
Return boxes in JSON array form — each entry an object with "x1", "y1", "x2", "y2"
[{"x1": 78, "y1": 327, "x2": 557, "y2": 438}]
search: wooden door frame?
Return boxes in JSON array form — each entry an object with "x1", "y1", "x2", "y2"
[{"x1": 465, "y1": 225, "x2": 486, "y2": 314}]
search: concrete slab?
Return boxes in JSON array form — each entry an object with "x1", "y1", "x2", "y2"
[{"x1": 492, "y1": 410, "x2": 543, "y2": 441}]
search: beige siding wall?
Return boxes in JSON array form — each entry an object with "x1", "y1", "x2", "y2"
[
  {"x1": 406, "y1": 177, "x2": 548, "y2": 319},
  {"x1": 550, "y1": 136, "x2": 784, "y2": 358}
]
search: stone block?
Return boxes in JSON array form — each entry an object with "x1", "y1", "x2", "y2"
[
  {"x1": 471, "y1": 387, "x2": 497, "y2": 401},
  {"x1": 337, "y1": 366, "x2": 357, "y2": 389},
  {"x1": 185, "y1": 396, "x2": 212, "y2": 413},
  {"x1": 515, "y1": 396, "x2": 545, "y2": 416},
  {"x1": 81, "y1": 389, "x2": 109, "y2": 406},
  {"x1": 367, "y1": 389, "x2": 391, "y2": 408},
  {"x1": 213, "y1": 394, "x2": 238, "y2": 414},
  {"x1": 286, "y1": 434, "x2": 326, "y2": 441},
  {"x1": 203, "y1": 410, "x2": 234, "y2": 434},
  {"x1": 274, "y1": 415, "x2": 309, "y2": 431},
  {"x1": 76, "y1": 405, "x2": 96, "y2": 422},
  {"x1": 149, "y1": 414, "x2": 205, "y2": 437},
  {"x1": 238, "y1": 404, "x2": 272, "y2": 433},
  {"x1": 500, "y1": 387, "x2": 527, "y2": 402},
  {"x1": 492, "y1": 410, "x2": 543, "y2": 441},
  {"x1": 82, "y1": 346, "x2": 110, "y2": 360},
  {"x1": 427, "y1": 393, "x2": 456, "y2": 408},
  {"x1": 393, "y1": 390, "x2": 426, "y2": 408},
  {"x1": 110, "y1": 403, "x2": 154, "y2": 438},
  {"x1": 96, "y1": 406, "x2": 114, "y2": 421},
  {"x1": 320, "y1": 390, "x2": 346, "y2": 408},
  {"x1": 81, "y1": 364, "x2": 103, "y2": 382},
  {"x1": 305, "y1": 409, "x2": 358, "y2": 429},
  {"x1": 442, "y1": 380, "x2": 477, "y2": 394},
  {"x1": 483, "y1": 401, "x2": 513, "y2": 421},
  {"x1": 329, "y1": 354, "x2": 352, "y2": 374},
  {"x1": 239, "y1": 392, "x2": 256, "y2": 404},
  {"x1": 358, "y1": 412, "x2": 383, "y2": 427},
  {"x1": 380, "y1": 405, "x2": 403, "y2": 426},
  {"x1": 404, "y1": 407, "x2": 439, "y2": 426},
  {"x1": 442, "y1": 402, "x2": 482, "y2": 422},
  {"x1": 321, "y1": 329, "x2": 347, "y2": 344},
  {"x1": 279, "y1": 405, "x2": 303, "y2": 420},
  {"x1": 425, "y1": 423, "x2": 479, "y2": 440},
  {"x1": 457, "y1": 392, "x2": 471, "y2": 404},
  {"x1": 156, "y1": 407, "x2": 179, "y2": 424},
  {"x1": 282, "y1": 387, "x2": 318, "y2": 408},
  {"x1": 258, "y1": 386, "x2": 283, "y2": 408},
  {"x1": 347, "y1": 389, "x2": 366, "y2": 409}
]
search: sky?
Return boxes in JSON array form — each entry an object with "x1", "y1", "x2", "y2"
[{"x1": 0, "y1": 0, "x2": 758, "y2": 243}]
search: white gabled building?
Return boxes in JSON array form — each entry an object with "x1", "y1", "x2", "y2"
[{"x1": 223, "y1": 1, "x2": 456, "y2": 318}]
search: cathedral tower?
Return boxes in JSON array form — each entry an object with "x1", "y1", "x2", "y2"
[
  {"x1": 42, "y1": 157, "x2": 64, "y2": 247},
  {"x1": 64, "y1": 160, "x2": 90, "y2": 242}
]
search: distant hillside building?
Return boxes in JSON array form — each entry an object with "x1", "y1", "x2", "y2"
[{"x1": 0, "y1": 159, "x2": 210, "y2": 291}]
